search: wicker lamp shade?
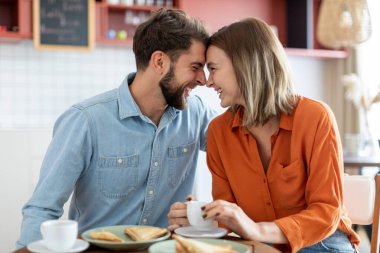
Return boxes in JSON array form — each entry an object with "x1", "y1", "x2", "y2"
[{"x1": 317, "y1": 0, "x2": 372, "y2": 49}]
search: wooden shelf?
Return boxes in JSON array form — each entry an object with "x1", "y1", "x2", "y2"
[
  {"x1": 95, "y1": 1, "x2": 175, "y2": 46},
  {"x1": 0, "y1": 31, "x2": 31, "y2": 39},
  {"x1": 285, "y1": 48, "x2": 348, "y2": 59},
  {"x1": 0, "y1": 0, "x2": 32, "y2": 41}
]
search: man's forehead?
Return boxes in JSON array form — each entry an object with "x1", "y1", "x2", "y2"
[
  {"x1": 178, "y1": 42, "x2": 206, "y2": 64},
  {"x1": 190, "y1": 40, "x2": 206, "y2": 55}
]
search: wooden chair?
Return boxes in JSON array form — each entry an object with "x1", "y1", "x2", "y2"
[{"x1": 344, "y1": 174, "x2": 380, "y2": 253}]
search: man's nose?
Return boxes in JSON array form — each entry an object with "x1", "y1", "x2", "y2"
[{"x1": 195, "y1": 70, "x2": 206, "y2": 86}]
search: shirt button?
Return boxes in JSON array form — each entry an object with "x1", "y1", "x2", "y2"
[
  {"x1": 149, "y1": 190, "x2": 154, "y2": 195},
  {"x1": 143, "y1": 218, "x2": 147, "y2": 223},
  {"x1": 266, "y1": 202, "x2": 271, "y2": 206},
  {"x1": 183, "y1": 148, "x2": 188, "y2": 153},
  {"x1": 117, "y1": 159, "x2": 123, "y2": 164},
  {"x1": 263, "y1": 179, "x2": 266, "y2": 183},
  {"x1": 153, "y1": 161, "x2": 158, "y2": 167}
]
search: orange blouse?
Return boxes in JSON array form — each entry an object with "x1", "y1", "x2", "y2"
[{"x1": 206, "y1": 97, "x2": 359, "y2": 252}]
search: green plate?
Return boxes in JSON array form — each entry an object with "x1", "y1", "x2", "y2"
[
  {"x1": 81, "y1": 225, "x2": 171, "y2": 251},
  {"x1": 148, "y1": 238, "x2": 251, "y2": 253}
]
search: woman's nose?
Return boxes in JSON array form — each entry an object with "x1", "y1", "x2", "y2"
[{"x1": 205, "y1": 77, "x2": 213, "y2": 88}]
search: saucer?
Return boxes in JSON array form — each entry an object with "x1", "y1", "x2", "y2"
[
  {"x1": 27, "y1": 239, "x2": 89, "y2": 253},
  {"x1": 174, "y1": 226, "x2": 227, "y2": 238}
]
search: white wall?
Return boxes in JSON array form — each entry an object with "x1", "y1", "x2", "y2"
[
  {"x1": 357, "y1": 0, "x2": 380, "y2": 140},
  {"x1": 0, "y1": 41, "x2": 136, "y2": 128},
  {"x1": 0, "y1": 129, "x2": 51, "y2": 252},
  {"x1": 0, "y1": 40, "x2": 338, "y2": 252}
]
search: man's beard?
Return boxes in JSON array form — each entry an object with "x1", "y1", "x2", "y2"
[{"x1": 159, "y1": 66, "x2": 190, "y2": 110}]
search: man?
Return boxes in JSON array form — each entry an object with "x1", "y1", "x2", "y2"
[{"x1": 17, "y1": 9, "x2": 216, "y2": 247}]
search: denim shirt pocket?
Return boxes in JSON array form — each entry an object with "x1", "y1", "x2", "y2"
[
  {"x1": 167, "y1": 141, "x2": 196, "y2": 187},
  {"x1": 97, "y1": 154, "x2": 139, "y2": 199}
]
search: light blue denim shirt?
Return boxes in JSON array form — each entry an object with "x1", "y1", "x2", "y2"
[{"x1": 17, "y1": 73, "x2": 217, "y2": 247}]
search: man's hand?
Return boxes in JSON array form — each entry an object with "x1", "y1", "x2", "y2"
[
  {"x1": 167, "y1": 202, "x2": 188, "y2": 231},
  {"x1": 167, "y1": 195, "x2": 195, "y2": 231}
]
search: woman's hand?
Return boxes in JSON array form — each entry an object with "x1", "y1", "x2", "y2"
[
  {"x1": 202, "y1": 200, "x2": 258, "y2": 240},
  {"x1": 203, "y1": 200, "x2": 288, "y2": 244}
]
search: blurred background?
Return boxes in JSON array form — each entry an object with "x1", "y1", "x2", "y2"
[{"x1": 0, "y1": 0, "x2": 379, "y2": 252}]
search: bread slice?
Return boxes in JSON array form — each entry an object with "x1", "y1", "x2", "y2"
[
  {"x1": 90, "y1": 230, "x2": 124, "y2": 242},
  {"x1": 172, "y1": 234, "x2": 238, "y2": 253},
  {"x1": 124, "y1": 226, "x2": 168, "y2": 241}
]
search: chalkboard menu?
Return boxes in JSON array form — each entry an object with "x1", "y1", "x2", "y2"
[{"x1": 33, "y1": 0, "x2": 94, "y2": 51}]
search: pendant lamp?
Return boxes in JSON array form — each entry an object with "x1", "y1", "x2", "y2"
[{"x1": 317, "y1": 0, "x2": 372, "y2": 49}]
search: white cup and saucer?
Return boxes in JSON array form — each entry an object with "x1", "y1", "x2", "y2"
[
  {"x1": 27, "y1": 220, "x2": 89, "y2": 253},
  {"x1": 174, "y1": 201, "x2": 227, "y2": 238}
]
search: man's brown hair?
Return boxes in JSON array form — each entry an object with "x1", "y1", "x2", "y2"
[{"x1": 133, "y1": 9, "x2": 209, "y2": 70}]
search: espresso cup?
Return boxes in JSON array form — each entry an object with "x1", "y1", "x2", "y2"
[
  {"x1": 187, "y1": 201, "x2": 214, "y2": 227},
  {"x1": 40, "y1": 220, "x2": 78, "y2": 252}
]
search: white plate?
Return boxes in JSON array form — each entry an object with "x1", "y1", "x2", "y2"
[
  {"x1": 27, "y1": 239, "x2": 89, "y2": 253},
  {"x1": 174, "y1": 226, "x2": 227, "y2": 238},
  {"x1": 149, "y1": 238, "x2": 251, "y2": 253}
]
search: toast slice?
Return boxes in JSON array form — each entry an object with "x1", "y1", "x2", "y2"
[
  {"x1": 124, "y1": 226, "x2": 168, "y2": 241},
  {"x1": 172, "y1": 234, "x2": 238, "y2": 253},
  {"x1": 90, "y1": 230, "x2": 124, "y2": 242}
]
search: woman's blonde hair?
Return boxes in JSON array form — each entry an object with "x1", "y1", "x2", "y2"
[{"x1": 208, "y1": 17, "x2": 296, "y2": 127}]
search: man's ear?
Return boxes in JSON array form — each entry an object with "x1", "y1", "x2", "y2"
[{"x1": 150, "y1": 51, "x2": 170, "y2": 75}]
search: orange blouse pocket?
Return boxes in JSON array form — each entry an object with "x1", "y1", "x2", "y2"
[{"x1": 278, "y1": 159, "x2": 307, "y2": 209}]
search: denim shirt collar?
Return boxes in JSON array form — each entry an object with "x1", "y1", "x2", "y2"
[{"x1": 118, "y1": 72, "x2": 180, "y2": 120}]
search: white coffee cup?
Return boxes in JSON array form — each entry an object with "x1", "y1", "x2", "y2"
[
  {"x1": 40, "y1": 220, "x2": 78, "y2": 252},
  {"x1": 187, "y1": 201, "x2": 214, "y2": 227}
]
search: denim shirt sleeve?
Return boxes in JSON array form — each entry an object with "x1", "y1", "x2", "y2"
[
  {"x1": 193, "y1": 95, "x2": 218, "y2": 152},
  {"x1": 16, "y1": 106, "x2": 93, "y2": 248}
]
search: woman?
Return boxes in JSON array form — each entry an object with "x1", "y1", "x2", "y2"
[{"x1": 168, "y1": 18, "x2": 359, "y2": 253}]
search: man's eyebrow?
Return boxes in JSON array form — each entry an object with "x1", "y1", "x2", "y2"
[{"x1": 191, "y1": 62, "x2": 204, "y2": 67}]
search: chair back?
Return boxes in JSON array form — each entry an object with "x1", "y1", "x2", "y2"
[{"x1": 344, "y1": 174, "x2": 380, "y2": 253}]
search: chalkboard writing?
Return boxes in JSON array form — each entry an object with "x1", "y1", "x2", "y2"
[{"x1": 34, "y1": 0, "x2": 94, "y2": 51}]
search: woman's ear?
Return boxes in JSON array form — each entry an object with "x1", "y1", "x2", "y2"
[{"x1": 150, "y1": 51, "x2": 169, "y2": 75}]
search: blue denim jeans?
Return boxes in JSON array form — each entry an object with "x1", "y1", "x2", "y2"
[{"x1": 298, "y1": 230, "x2": 355, "y2": 253}]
